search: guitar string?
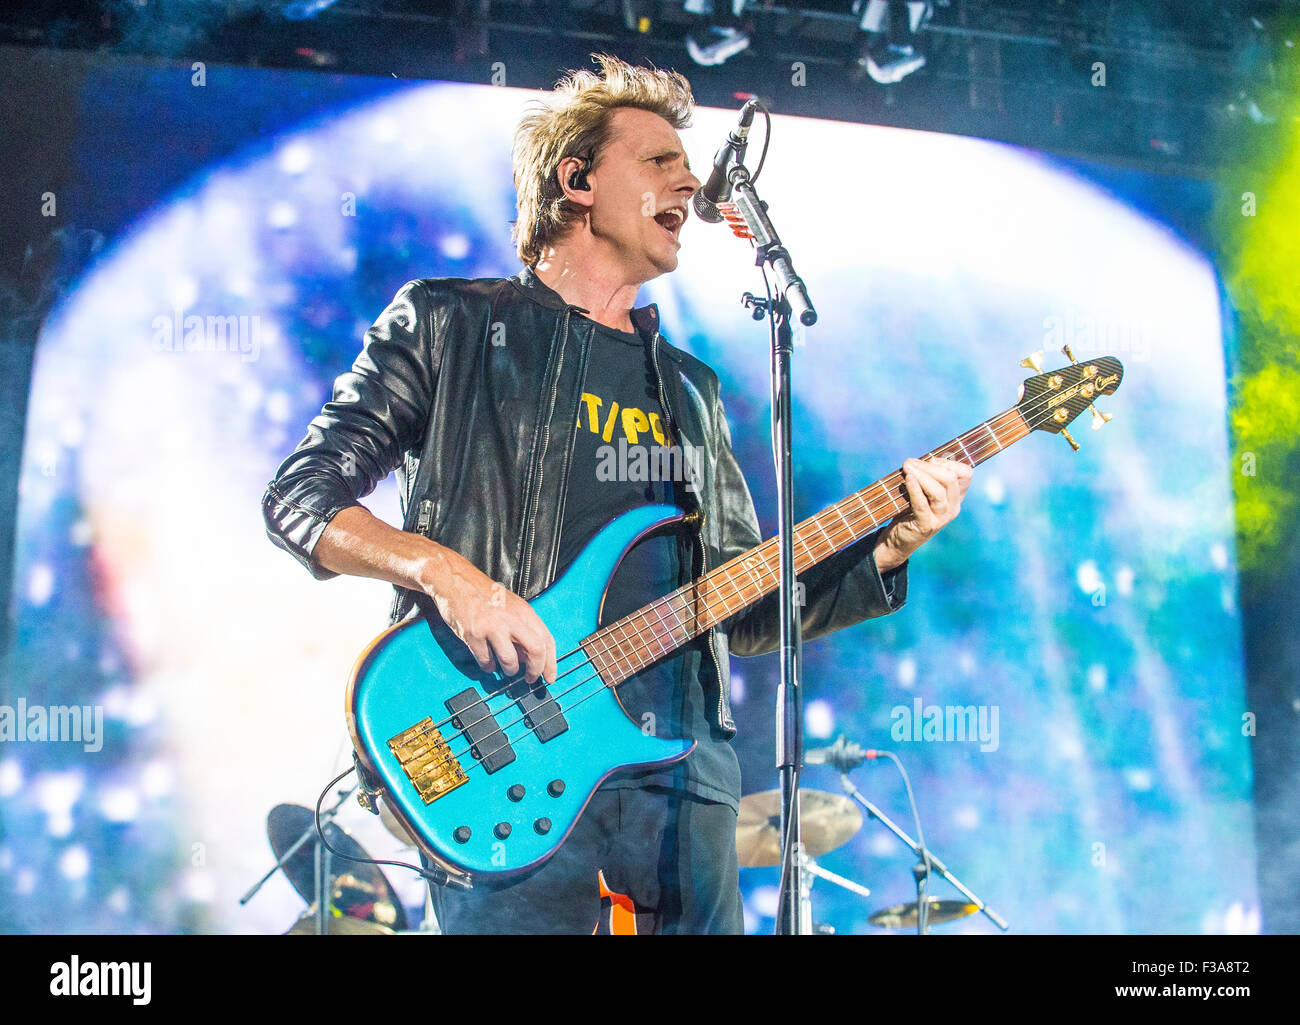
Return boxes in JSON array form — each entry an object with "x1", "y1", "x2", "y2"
[{"x1": 414, "y1": 381, "x2": 1102, "y2": 778}]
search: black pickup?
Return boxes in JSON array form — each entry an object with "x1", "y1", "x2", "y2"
[
  {"x1": 445, "y1": 688, "x2": 515, "y2": 773},
  {"x1": 514, "y1": 683, "x2": 568, "y2": 743}
]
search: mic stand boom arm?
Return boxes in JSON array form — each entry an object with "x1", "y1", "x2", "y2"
[{"x1": 838, "y1": 772, "x2": 1010, "y2": 932}]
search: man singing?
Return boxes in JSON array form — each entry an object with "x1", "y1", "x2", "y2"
[{"x1": 262, "y1": 53, "x2": 972, "y2": 934}]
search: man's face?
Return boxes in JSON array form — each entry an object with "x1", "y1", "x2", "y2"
[{"x1": 581, "y1": 107, "x2": 702, "y2": 282}]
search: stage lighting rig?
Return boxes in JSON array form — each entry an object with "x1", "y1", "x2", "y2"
[{"x1": 852, "y1": 0, "x2": 932, "y2": 85}]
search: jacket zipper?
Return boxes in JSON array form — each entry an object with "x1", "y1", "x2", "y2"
[
  {"x1": 650, "y1": 330, "x2": 731, "y2": 731},
  {"x1": 518, "y1": 305, "x2": 578, "y2": 596},
  {"x1": 415, "y1": 498, "x2": 434, "y2": 536}
]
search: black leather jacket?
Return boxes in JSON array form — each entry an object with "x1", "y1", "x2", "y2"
[{"x1": 261, "y1": 266, "x2": 907, "y2": 734}]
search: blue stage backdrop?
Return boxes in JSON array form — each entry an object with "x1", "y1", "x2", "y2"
[{"x1": 2, "y1": 59, "x2": 1254, "y2": 935}]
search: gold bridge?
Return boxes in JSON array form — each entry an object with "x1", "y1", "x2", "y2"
[{"x1": 388, "y1": 718, "x2": 468, "y2": 804}]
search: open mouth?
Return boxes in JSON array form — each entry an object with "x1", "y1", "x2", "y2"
[{"x1": 653, "y1": 209, "x2": 684, "y2": 242}]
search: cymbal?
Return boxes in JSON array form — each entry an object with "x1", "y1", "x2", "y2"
[
  {"x1": 867, "y1": 898, "x2": 979, "y2": 929},
  {"x1": 285, "y1": 908, "x2": 395, "y2": 936},
  {"x1": 736, "y1": 789, "x2": 863, "y2": 868},
  {"x1": 266, "y1": 803, "x2": 407, "y2": 931}
]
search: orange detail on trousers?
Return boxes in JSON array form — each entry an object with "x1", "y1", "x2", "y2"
[{"x1": 592, "y1": 869, "x2": 639, "y2": 935}]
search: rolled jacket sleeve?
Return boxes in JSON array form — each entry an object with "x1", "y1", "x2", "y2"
[
  {"x1": 712, "y1": 387, "x2": 908, "y2": 659},
  {"x1": 261, "y1": 279, "x2": 441, "y2": 580}
]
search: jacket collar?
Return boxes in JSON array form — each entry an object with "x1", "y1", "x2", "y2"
[{"x1": 509, "y1": 264, "x2": 662, "y2": 341}]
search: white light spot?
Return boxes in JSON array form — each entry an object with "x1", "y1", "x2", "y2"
[
  {"x1": 108, "y1": 887, "x2": 131, "y2": 914},
  {"x1": 70, "y1": 519, "x2": 94, "y2": 546},
  {"x1": 1210, "y1": 543, "x2": 1228, "y2": 571},
  {"x1": 1087, "y1": 664, "x2": 1107, "y2": 692},
  {"x1": 749, "y1": 885, "x2": 780, "y2": 918},
  {"x1": 278, "y1": 141, "x2": 313, "y2": 175},
  {"x1": 0, "y1": 759, "x2": 23, "y2": 798},
  {"x1": 27, "y1": 564, "x2": 54, "y2": 606},
  {"x1": 440, "y1": 233, "x2": 471, "y2": 260},
  {"x1": 983, "y1": 476, "x2": 1006, "y2": 505},
  {"x1": 953, "y1": 805, "x2": 980, "y2": 829},
  {"x1": 1115, "y1": 565, "x2": 1134, "y2": 596},
  {"x1": 805, "y1": 699, "x2": 835, "y2": 739},
  {"x1": 226, "y1": 271, "x2": 253, "y2": 297},
  {"x1": 47, "y1": 813, "x2": 74, "y2": 838},
  {"x1": 730, "y1": 670, "x2": 745, "y2": 704},
  {"x1": 897, "y1": 656, "x2": 916, "y2": 689},
  {"x1": 100, "y1": 786, "x2": 141, "y2": 823},
  {"x1": 266, "y1": 391, "x2": 292, "y2": 424},
  {"x1": 15, "y1": 868, "x2": 36, "y2": 895},
  {"x1": 1221, "y1": 902, "x2": 1261, "y2": 935},
  {"x1": 1076, "y1": 560, "x2": 1102, "y2": 595},
  {"x1": 58, "y1": 845, "x2": 91, "y2": 880},
  {"x1": 1123, "y1": 767, "x2": 1153, "y2": 791},
  {"x1": 268, "y1": 201, "x2": 298, "y2": 229},
  {"x1": 36, "y1": 771, "x2": 83, "y2": 816}
]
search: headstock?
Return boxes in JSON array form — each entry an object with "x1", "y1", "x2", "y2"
[{"x1": 1016, "y1": 345, "x2": 1123, "y2": 451}]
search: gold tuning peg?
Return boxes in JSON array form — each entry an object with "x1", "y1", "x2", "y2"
[
  {"x1": 1019, "y1": 349, "x2": 1044, "y2": 373},
  {"x1": 1089, "y1": 405, "x2": 1113, "y2": 431},
  {"x1": 1060, "y1": 427, "x2": 1080, "y2": 452},
  {"x1": 1062, "y1": 344, "x2": 1077, "y2": 365}
]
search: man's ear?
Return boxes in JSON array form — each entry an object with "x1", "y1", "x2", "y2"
[{"x1": 557, "y1": 155, "x2": 595, "y2": 208}]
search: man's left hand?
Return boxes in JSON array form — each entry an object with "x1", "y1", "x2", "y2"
[{"x1": 874, "y1": 457, "x2": 974, "y2": 573}]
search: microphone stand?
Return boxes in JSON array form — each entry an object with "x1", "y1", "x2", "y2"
[
  {"x1": 240, "y1": 782, "x2": 357, "y2": 935},
  {"x1": 837, "y1": 771, "x2": 1009, "y2": 933},
  {"x1": 717, "y1": 154, "x2": 817, "y2": 935}
]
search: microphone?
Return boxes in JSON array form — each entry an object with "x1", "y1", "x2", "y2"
[
  {"x1": 805, "y1": 736, "x2": 880, "y2": 773},
  {"x1": 692, "y1": 98, "x2": 759, "y2": 224}
]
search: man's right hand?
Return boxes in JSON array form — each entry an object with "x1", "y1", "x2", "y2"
[
  {"x1": 313, "y1": 505, "x2": 558, "y2": 686},
  {"x1": 417, "y1": 545, "x2": 559, "y2": 686}
]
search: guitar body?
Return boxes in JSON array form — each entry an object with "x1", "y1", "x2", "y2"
[{"x1": 347, "y1": 503, "x2": 696, "y2": 883}]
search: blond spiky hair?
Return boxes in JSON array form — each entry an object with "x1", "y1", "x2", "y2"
[{"x1": 511, "y1": 53, "x2": 695, "y2": 267}]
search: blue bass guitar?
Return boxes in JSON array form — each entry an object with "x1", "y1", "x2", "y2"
[{"x1": 346, "y1": 355, "x2": 1122, "y2": 885}]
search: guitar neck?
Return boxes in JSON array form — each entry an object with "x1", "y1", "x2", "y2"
[{"x1": 584, "y1": 406, "x2": 1032, "y2": 685}]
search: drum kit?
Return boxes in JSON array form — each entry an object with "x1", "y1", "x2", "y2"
[
  {"x1": 240, "y1": 788, "x2": 436, "y2": 936},
  {"x1": 736, "y1": 787, "x2": 980, "y2": 933},
  {"x1": 244, "y1": 753, "x2": 1002, "y2": 934}
]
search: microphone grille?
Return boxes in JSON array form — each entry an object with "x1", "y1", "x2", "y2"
[{"x1": 692, "y1": 190, "x2": 723, "y2": 224}]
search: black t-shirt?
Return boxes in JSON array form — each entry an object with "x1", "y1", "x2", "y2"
[{"x1": 554, "y1": 316, "x2": 741, "y2": 812}]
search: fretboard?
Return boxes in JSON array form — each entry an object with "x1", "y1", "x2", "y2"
[{"x1": 584, "y1": 406, "x2": 1031, "y2": 685}]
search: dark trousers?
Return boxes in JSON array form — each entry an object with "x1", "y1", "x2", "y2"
[{"x1": 425, "y1": 784, "x2": 743, "y2": 934}]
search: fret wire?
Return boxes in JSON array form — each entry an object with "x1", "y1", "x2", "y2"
[
  {"x1": 603, "y1": 617, "x2": 638, "y2": 679},
  {"x1": 982, "y1": 421, "x2": 1002, "y2": 452}
]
